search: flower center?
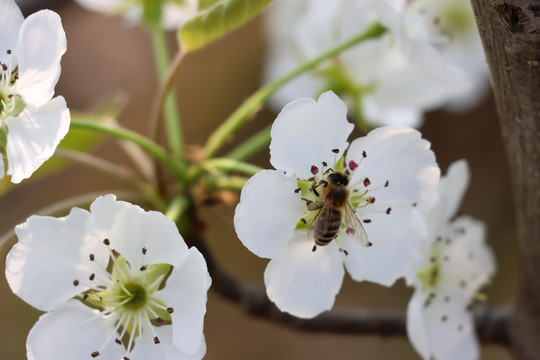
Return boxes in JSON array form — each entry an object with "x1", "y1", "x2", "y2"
[
  {"x1": 73, "y1": 239, "x2": 174, "y2": 358},
  {"x1": 0, "y1": 49, "x2": 25, "y2": 122}
]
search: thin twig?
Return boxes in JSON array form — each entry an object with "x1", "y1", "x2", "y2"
[{"x1": 188, "y1": 233, "x2": 510, "y2": 344}]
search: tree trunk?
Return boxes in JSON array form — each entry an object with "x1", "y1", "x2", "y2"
[{"x1": 469, "y1": 0, "x2": 540, "y2": 358}]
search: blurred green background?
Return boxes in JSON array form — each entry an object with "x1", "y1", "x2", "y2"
[{"x1": 0, "y1": 1, "x2": 515, "y2": 359}]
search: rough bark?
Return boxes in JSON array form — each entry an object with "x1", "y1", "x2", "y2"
[{"x1": 469, "y1": 1, "x2": 540, "y2": 359}]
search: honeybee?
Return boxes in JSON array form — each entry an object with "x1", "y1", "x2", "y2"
[{"x1": 308, "y1": 171, "x2": 371, "y2": 252}]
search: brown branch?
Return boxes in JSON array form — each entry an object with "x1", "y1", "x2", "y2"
[
  {"x1": 470, "y1": 1, "x2": 540, "y2": 358},
  {"x1": 187, "y1": 234, "x2": 510, "y2": 343}
]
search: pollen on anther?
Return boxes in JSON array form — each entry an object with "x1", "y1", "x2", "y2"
[
  {"x1": 103, "y1": 238, "x2": 110, "y2": 246},
  {"x1": 89, "y1": 273, "x2": 96, "y2": 281},
  {"x1": 294, "y1": 188, "x2": 301, "y2": 193},
  {"x1": 73, "y1": 279, "x2": 79, "y2": 286},
  {"x1": 386, "y1": 207, "x2": 392, "y2": 214},
  {"x1": 154, "y1": 336, "x2": 161, "y2": 344},
  {"x1": 332, "y1": 148, "x2": 339, "y2": 153},
  {"x1": 363, "y1": 219, "x2": 372, "y2": 223},
  {"x1": 349, "y1": 160, "x2": 358, "y2": 170},
  {"x1": 167, "y1": 307, "x2": 174, "y2": 314},
  {"x1": 363, "y1": 178, "x2": 371, "y2": 187},
  {"x1": 91, "y1": 351, "x2": 100, "y2": 358},
  {"x1": 89, "y1": 254, "x2": 95, "y2": 261},
  {"x1": 142, "y1": 247, "x2": 147, "y2": 255},
  {"x1": 140, "y1": 266, "x2": 147, "y2": 271},
  {"x1": 115, "y1": 338, "x2": 122, "y2": 345},
  {"x1": 311, "y1": 165, "x2": 319, "y2": 175}
]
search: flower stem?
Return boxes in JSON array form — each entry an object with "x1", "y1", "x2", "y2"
[
  {"x1": 203, "y1": 158, "x2": 262, "y2": 176},
  {"x1": 150, "y1": 24, "x2": 184, "y2": 157},
  {"x1": 203, "y1": 22, "x2": 387, "y2": 158},
  {"x1": 226, "y1": 125, "x2": 272, "y2": 160},
  {"x1": 70, "y1": 117, "x2": 186, "y2": 181}
]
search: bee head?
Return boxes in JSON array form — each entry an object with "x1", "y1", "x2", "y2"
[{"x1": 327, "y1": 171, "x2": 349, "y2": 186}]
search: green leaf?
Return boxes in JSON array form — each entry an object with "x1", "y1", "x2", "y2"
[
  {"x1": 180, "y1": 0, "x2": 275, "y2": 52},
  {"x1": 198, "y1": 0, "x2": 222, "y2": 10}
]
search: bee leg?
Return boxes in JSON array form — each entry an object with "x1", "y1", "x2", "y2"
[{"x1": 302, "y1": 198, "x2": 321, "y2": 211}]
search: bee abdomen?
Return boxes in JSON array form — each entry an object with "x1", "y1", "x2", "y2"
[{"x1": 315, "y1": 209, "x2": 342, "y2": 246}]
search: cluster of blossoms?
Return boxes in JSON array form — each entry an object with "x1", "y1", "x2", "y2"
[
  {"x1": 74, "y1": 0, "x2": 199, "y2": 30},
  {"x1": 234, "y1": 92, "x2": 495, "y2": 358},
  {"x1": 1, "y1": 0, "x2": 497, "y2": 359},
  {"x1": 0, "y1": 0, "x2": 70, "y2": 183},
  {"x1": 263, "y1": 0, "x2": 488, "y2": 128},
  {"x1": 6, "y1": 195, "x2": 211, "y2": 359}
]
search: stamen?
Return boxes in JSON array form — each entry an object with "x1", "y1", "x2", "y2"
[
  {"x1": 73, "y1": 279, "x2": 80, "y2": 286},
  {"x1": 115, "y1": 339, "x2": 122, "y2": 345},
  {"x1": 386, "y1": 207, "x2": 392, "y2": 214},
  {"x1": 363, "y1": 178, "x2": 371, "y2": 187},
  {"x1": 142, "y1": 247, "x2": 147, "y2": 255},
  {"x1": 103, "y1": 238, "x2": 111, "y2": 246},
  {"x1": 89, "y1": 273, "x2": 96, "y2": 281},
  {"x1": 167, "y1": 307, "x2": 174, "y2": 314},
  {"x1": 294, "y1": 188, "x2": 301, "y2": 193},
  {"x1": 91, "y1": 351, "x2": 100, "y2": 358},
  {"x1": 384, "y1": 180, "x2": 389, "y2": 187},
  {"x1": 331, "y1": 149, "x2": 339, "y2": 153},
  {"x1": 348, "y1": 160, "x2": 358, "y2": 170},
  {"x1": 312, "y1": 245, "x2": 317, "y2": 252},
  {"x1": 363, "y1": 219, "x2": 372, "y2": 223},
  {"x1": 311, "y1": 165, "x2": 319, "y2": 175},
  {"x1": 362, "y1": 151, "x2": 367, "y2": 158},
  {"x1": 89, "y1": 254, "x2": 95, "y2": 261},
  {"x1": 154, "y1": 336, "x2": 160, "y2": 344}
]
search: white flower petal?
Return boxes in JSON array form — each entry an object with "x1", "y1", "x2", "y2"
[
  {"x1": 0, "y1": 157, "x2": 4, "y2": 179},
  {"x1": 407, "y1": 288, "x2": 479, "y2": 360},
  {"x1": 89, "y1": 194, "x2": 189, "y2": 270},
  {"x1": 73, "y1": 0, "x2": 123, "y2": 13},
  {"x1": 129, "y1": 325, "x2": 206, "y2": 360},
  {"x1": 264, "y1": 232, "x2": 345, "y2": 318},
  {"x1": 26, "y1": 300, "x2": 125, "y2": 360},
  {"x1": 343, "y1": 204, "x2": 424, "y2": 286},
  {"x1": 234, "y1": 170, "x2": 306, "y2": 259},
  {"x1": 0, "y1": 0, "x2": 24, "y2": 63},
  {"x1": 5, "y1": 208, "x2": 108, "y2": 311},
  {"x1": 441, "y1": 216, "x2": 496, "y2": 294},
  {"x1": 16, "y1": 10, "x2": 67, "y2": 108},
  {"x1": 347, "y1": 126, "x2": 440, "y2": 204},
  {"x1": 269, "y1": 91, "x2": 354, "y2": 178},
  {"x1": 5, "y1": 96, "x2": 70, "y2": 183},
  {"x1": 156, "y1": 247, "x2": 211, "y2": 355}
]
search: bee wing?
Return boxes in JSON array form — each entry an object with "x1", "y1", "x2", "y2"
[
  {"x1": 343, "y1": 202, "x2": 371, "y2": 247},
  {"x1": 307, "y1": 193, "x2": 333, "y2": 243}
]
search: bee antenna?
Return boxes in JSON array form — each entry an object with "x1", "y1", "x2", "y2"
[{"x1": 323, "y1": 168, "x2": 334, "y2": 175}]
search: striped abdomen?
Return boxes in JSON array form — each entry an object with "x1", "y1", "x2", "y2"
[{"x1": 314, "y1": 208, "x2": 342, "y2": 246}]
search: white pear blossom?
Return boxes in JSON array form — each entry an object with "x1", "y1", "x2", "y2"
[
  {"x1": 0, "y1": 0, "x2": 70, "y2": 183},
  {"x1": 6, "y1": 194, "x2": 211, "y2": 360},
  {"x1": 405, "y1": 160, "x2": 496, "y2": 360},
  {"x1": 263, "y1": 0, "x2": 472, "y2": 129},
  {"x1": 234, "y1": 91, "x2": 440, "y2": 318},
  {"x1": 74, "y1": 0, "x2": 198, "y2": 30}
]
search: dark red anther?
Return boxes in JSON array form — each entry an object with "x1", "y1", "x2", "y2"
[
  {"x1": 6, "y1": 49, "x2": 12, "y2": 54},
  {"x1": 369, "y1": 197, "x2": 375, "y2": 204},
  {"x1": 83, "y1": 294, "x2": 89, "y2": 301},
  {"x1": 311, "y1": 165, "x2": 319, "y2": 175},
  {"x1": 115, "y1": 338, "x2": 122, "y2": 345},
  {"x1": 363, "y1": 219, "x2": 372, "y2": 223},
  {"x1": 73, "y1": 279, "x2": 79, "y2": 286},
  {"x1": 294, "y1": 188, "x2": 301, "y2": 193},
  {"x1": 89, "y1": 273, "x2": 95, "y2": 281},
  {"x1": 348, "y1": 160, "x2": 358, "y2": 171},
  {"x1": 363, "y1": 177, "x2": 371, "y2": 187},
  {"x1": 103, "y1": 238, "x2": 110, "y2": 246},
  {"x1": 140, "y1": 266, "x2": 146, "y2": 271},
  {"x1": 362, "y1": 151, "x2": 367, "y2": 158},
  {"x1": 91, "y1": 351, "x2": 100, "y2": 358},
  {"x1": 154, "y1": 336, "x2": 160, "y2": 344},
  {"x1": 300, "y1": 218, "x2": 306, "y2": 224},
  {"x1": 89, "y1": 254, "x2": 95, "y2": 261},
  {"x1": 157, "y1": 317, "x2": 164, "y2": 323},
  {"x1": 384, "y1": 180, "x2": 389, "y2": 187},
  {"x1": 1, "y1": 64, "x2": 7, "y2": 71},
  {"x1": 142, "y1": 247, "x2": 147, "y2": 255},
  {"x1": 332, "y1": 148, "x2": 339, "y2": 153},
  {"x1": 322, "y1": 161, "x2": 328, "y2": 167},
  {"x1": 386, "y1": 207, "x2": 392, "y2": 214},
  {"x1": 167, "y1": 307, "x2": 174, "y2": 314}
]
